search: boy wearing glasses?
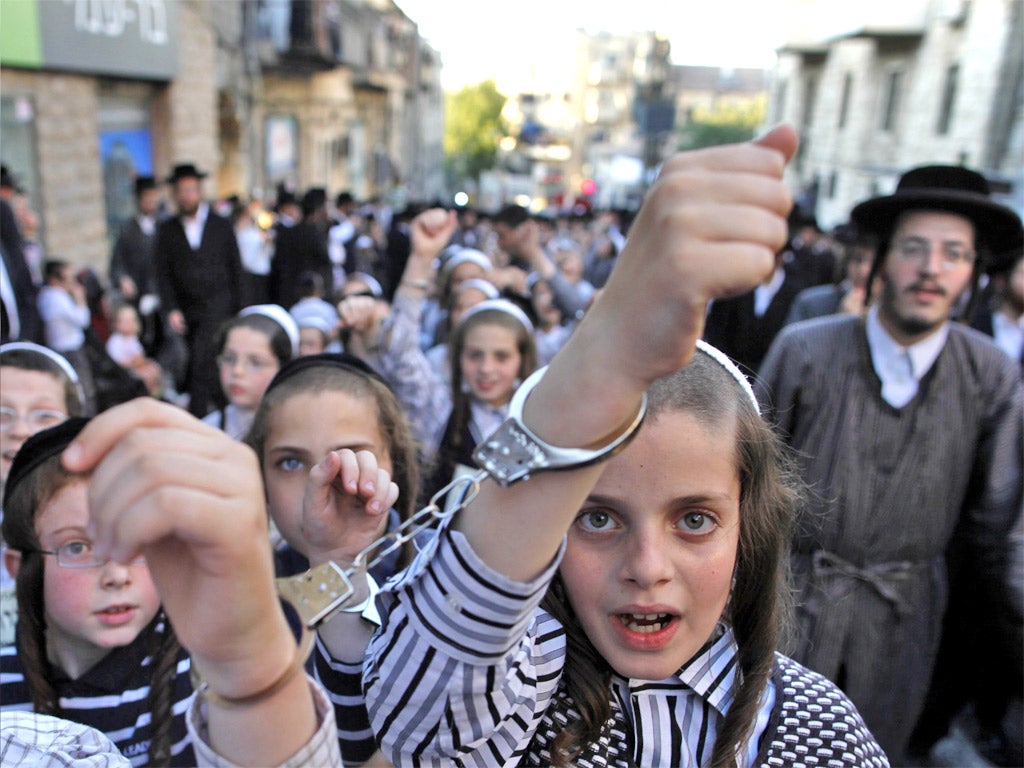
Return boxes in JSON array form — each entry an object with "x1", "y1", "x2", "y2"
[{"x1": 756, "y1": 165, "x2": 1023, "y2": 764}]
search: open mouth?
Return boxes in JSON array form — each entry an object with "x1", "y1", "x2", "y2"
[
  {"x1": 617, "y1": 613, "x2": 672, "y2": 634},
  {"x1": 97, "y1": 604, "x2": 134, "y2": 616}
]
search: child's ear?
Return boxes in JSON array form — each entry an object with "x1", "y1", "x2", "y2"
[{"x1": 4, "y1": 548, "x2": 22, "y2": 580}]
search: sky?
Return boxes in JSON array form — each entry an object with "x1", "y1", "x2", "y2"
[{"x1": 394, "y1": 1, "x2": 790, "y2": 93}]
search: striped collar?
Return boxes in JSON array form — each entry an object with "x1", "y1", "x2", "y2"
[{"x1": 619, "y1": 624, "x2": 738, "y2": 718}]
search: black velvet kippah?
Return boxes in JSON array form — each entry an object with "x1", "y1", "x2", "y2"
[
  {"x1": 3, "y1": 417, "x2": 89, "y2": 510},
  {"x1": 264, "y1": 352, "x2": 392, "y2": 395}
]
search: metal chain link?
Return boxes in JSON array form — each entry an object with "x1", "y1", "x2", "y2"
[
  {"x1": 277, "y1": 469, "x2": 489, "y2": 629},
  {"x1": 353, "y1": 469, "x2": 488, "y2": 574}
]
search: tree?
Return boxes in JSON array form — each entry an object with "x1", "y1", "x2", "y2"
[
  {"x1": 444, "y1": 80, "x2": 507, "y2": 188},
  {"x1": 676, "y1": 97, "x2": 767, "y2": 150}
]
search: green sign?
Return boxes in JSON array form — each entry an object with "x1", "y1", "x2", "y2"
[{"x1": 1, "y1": 0, "x2": 178, "y2": 80}]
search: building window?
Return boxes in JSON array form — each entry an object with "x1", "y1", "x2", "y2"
[
  {"x1": 827, "y1": 171, "x2": 838, "y2": 199},
  {"x1": 774, "y1": 78, "x2": 788, "y2": 123},
  {"x1": 936, "y1": 63, "x2": 959, "y2": 135},
  {"x1": 837, "y1": 73, "x2": 852, "y2": 129},
  {"x1": 98, "y1": 93, "x2": 154, "y2": 244},
  {"x1": 880, "y1": 70, "x2": 902, "y2": 132},
  {"x1": 801, "y1": 74, "x2": 818, "y2": 130}
]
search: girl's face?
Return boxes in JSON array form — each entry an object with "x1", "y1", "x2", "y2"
[
  {"x1": 262, "y1": 389, "x2": 393, "y2": 553},
  {"x1": 218, "y1": 327, "x2": 280, "y2": 410},
  {"x1": 1, "y1": 368, "x2": 68, "y2": 483},
  {"x1": 450, "y1": 286, "x2": 489, "y2": 328},
  {"x1": 459, "y1": 323, "x2": 522, "y2": 408},
  {"x1": 36, "y1": 480, "x2": 160, "y2": 677},
  {"x1": 298, "y1": 327, "x2": 327, "y2": 356},
  {"x1": 560, "y1": 410, "x2": 740, "y2": 681},
  {"x1": 531, "y1": 282, "x2": 561, "y2": 328}
]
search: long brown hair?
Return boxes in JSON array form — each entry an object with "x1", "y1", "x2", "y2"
[
  {"x1": 2, "y1": 454, "x2": 181, "y2": 766},
  {"x1": 432, "y1": 305, "x2": 538, "y2": 487},
  {"x1": 541, "y1": 349, "x2": 800, "y2": 767}
]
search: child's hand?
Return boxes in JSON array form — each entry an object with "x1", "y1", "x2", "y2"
[
  {"x1": 301, "y1": 448, "x2": 399, "y2": 567},
  {"x1": 61, "y1": 398, "x2": 292, "y2": 699},
  {"x1": 581, "y1": 124, "x2": 799, "y2": 386},
  {"x1": 337, "y1": 295, "x2": 384, "y2": 335},
  {"x1": 410, "y1": 208, "x2": 457, "y2": 261}
]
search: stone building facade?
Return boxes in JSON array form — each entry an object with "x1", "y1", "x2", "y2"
[
  {"x1": 770, "y1": 0, "x2": 1023, "y2": 229},
  {"x1": 0, "y1": 0, "x2": 443, "y2": 274},
  {"x1": 1, "y1": 0, "x2": 218, "y2": 269}
]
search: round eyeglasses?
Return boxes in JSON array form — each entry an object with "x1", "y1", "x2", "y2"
[
  {"x1": 892, "y1": 239, "x2": 976, "y2": 270},
  {"x1": 31, "y1": 540, "x2": 145, "y2": 569},
  {"x1": 0, "y1": 406, "x2": 67, "y2": 432}
]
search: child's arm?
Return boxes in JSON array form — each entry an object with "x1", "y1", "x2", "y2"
[
  {"x1": 61, "y1": 400, "x2": 337, "y2": 767},
  {"x1": 456, "y1": 125, "x2": 799, "y2": 581}
]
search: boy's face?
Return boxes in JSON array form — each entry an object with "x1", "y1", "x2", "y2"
[
  {"x1": 35, "y1": 480, "x2": 160, "y2": 677},
  {"x1": 559, "y1": 410, "x2": 740, "y2": 681},
  {"x1": 0, "y1": 368, "x2": 68, "y2": 484}
]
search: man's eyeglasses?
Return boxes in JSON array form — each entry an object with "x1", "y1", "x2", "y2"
[
  {"x1": 31, "y1": 540, "x2": 145, "y2": 569},
  {"x1": 216, "y1": 353, "x2": 278, "y2": 374},
  {"x1": 892, "y1": 239, "x2": 976, "y2": 270},
  {"x1": 0, "y1": 407, "x2": 67, "y2": 433}
]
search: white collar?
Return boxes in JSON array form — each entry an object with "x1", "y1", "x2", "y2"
[{"x1": 866, "y1": 305, "x2": 949, "y2": 382}]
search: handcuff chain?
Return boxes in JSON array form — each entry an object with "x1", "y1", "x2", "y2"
[
  {"x1": 352, "y1": 470, "x2": 487, "y2": 574},
  {"x1": 278, "y1": 470, "x2": 487, "y2": 629}
]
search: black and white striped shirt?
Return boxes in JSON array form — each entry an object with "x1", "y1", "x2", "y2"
[
  {"x1": 362, "y1": 524, "x2": 889, "y2": 767},
  {"x1": 1, "y1": 618, "x2": 195, "y2": 766}
]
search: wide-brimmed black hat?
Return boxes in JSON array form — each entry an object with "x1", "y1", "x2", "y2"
[
  {"x1": 0, "y1": 164, "x2": 19, "y2": 191},
  {"x1": 165, "y1": 163, "x2": 208, "y2": 184},
  {"x1": 134, "y1": 175, "x2": 157, "y2": 195},
  {"x1": 851, "y1": 165, "x2": 1023, "y2": 273}
]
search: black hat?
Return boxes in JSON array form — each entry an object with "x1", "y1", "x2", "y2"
[
  {"x1": 134, "y1": 175, "x2": 157, "y2": 196},
  {"x1": 301, "y1": 187, "x2": 327, "y2": 217},
  {"x1": 1, "y1": 164, "x2": 21, "y2": 192},
  {"x1": 851, "y1": 165, "x2": 1023, "y2": 273},
  {"x1": 3, "y1": 418, "x2": 88, "y2": 511},
  {"x1": 275, "y1": 186, "x2": 298, "y2": 211},
  {"x1": 165, "y1": 163, "x2": 208, "y2": 184}
]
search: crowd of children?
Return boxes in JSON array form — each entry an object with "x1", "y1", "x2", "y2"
[{"x1": 0, "y1": 125, "x2": 913, "y2": 766}]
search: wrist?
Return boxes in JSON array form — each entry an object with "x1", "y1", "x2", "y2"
[
  {"x1": 399, "y1": 279, "x2": 431, "y2": 291},
  {"x1": 191, "y1": 620, "x2": 304, "y2": 706}
]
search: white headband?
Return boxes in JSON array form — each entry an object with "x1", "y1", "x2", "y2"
[
  {"x1": 456, "y1": 278, "x2": 500, "y2": 300},
  {"x1": 0, "y1": 341, "x2": 87, "y2": 409},
  {"x1": 444, "y1": 249, "x2": 492, "y2": 275},
  {"x1": 459, "y1": 298, "x2": 535, "y2": 334},
  {"x1": 345, "y1": 272, "x2": 384, "y2": 298},
  {"x1": 695, "y1": 340, "x2": 760, "y2": 414},
  {"x1": 238, "y1": 304, "x2": 300, "y2": 358}
]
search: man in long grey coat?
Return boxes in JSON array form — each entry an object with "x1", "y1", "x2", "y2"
[{"x1": 756, "y1": 165, "x2": 1023, "y2": 763}]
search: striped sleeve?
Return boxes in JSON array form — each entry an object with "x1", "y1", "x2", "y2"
[
  {"x1": 311, "y1": 635, "x2": 379, "y2": 765},
  {"x1": 363, "y1": 526, "x2": 566, "y2": 767}
]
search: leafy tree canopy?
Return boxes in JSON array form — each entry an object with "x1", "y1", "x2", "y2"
[{"x1": 444, "y1": 80, "x2": 507, "y2": 183}]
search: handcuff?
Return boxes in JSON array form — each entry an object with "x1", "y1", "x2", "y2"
[
  {"x1": 472, "y1": 365, "x2": 648, "y2": 487},
  {"x1": 193, "y1": 365, "x2": 645, "y2": 707}
]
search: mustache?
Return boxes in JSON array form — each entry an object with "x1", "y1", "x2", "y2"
[{"x1": 906, "y1": 281, "x2": 946, "y2": 297}]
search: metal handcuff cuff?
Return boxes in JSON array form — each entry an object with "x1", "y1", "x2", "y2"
[{"x1": 192, "y1": 366, "x2": 646, "y2": 707}]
